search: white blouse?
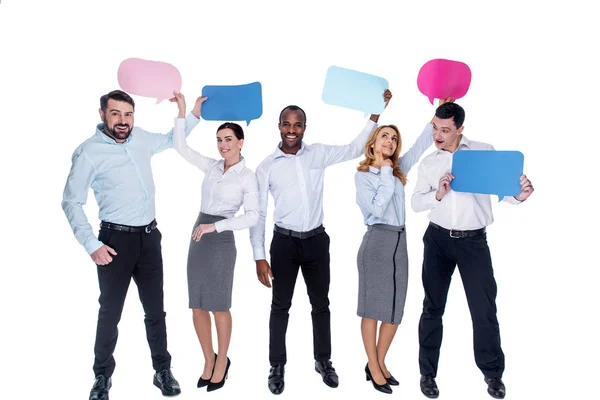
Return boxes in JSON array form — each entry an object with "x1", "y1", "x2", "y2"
[{"x1": 173, "y1": 118, "x2": 259, "y2": 233}]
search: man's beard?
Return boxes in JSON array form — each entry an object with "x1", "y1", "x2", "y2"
[{"x1": 104, "y1": 119, "x2": 132, "y2": 141}]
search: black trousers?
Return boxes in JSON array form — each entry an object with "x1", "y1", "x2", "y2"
[
  {"x1": 418, "y1": 224, "x2": 504, "y2": 379},
  {"x1": 93, "y1": 226, "x2": 171, "y2": 377},
  {"x1": 268, "y1": 230, "x2": 331, "y2": 366}
]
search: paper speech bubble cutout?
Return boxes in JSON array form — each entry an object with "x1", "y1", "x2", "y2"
[
  {"x1": 117, "y1": 58, "x2": 182, "y2": 104},
  {"x1": 450, "y1": 150, "x2": 524, "y2": 202},
  {"x1": 321, "y1": 66, "x2": 389, "y2": 115},
  {"x1": 201, "y1": 82, "x2": 263, "y2": 125},
  {"x1": 417, "y1": 58, "x2": 472, "y2": 104}
]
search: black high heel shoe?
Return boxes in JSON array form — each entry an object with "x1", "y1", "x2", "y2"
[
  {"x1": 197, "y1": 353, "x2": 217, "y2": 388},
  {"x1": 365, "y1": 364, "x2": 392, "y2": 394},
  {"x1": 207, "y1": 357, "x2": 231, "y2": 392},
  {"x1": 385, "y1": 374, "x2": 399, "y2": 386}
]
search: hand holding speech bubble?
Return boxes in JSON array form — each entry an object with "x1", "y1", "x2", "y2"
[
  {"x1": 117, "y1": 58, "x2": 182, "y2": 104},
  {"x1": 450, "y1": 150, "x2": 524, "y2": 202},
  {"x1": 417, "y1": 59, "x2": 471, "y2": 104},
  {"x1": 322, "y1": 66, "x2": 389, "y2": 116},
  {"x1": 201, "y1": 82, "x2": 263, "y2": 125}
]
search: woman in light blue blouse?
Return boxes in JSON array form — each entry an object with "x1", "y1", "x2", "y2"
[{"x1": 354, "y1": 111, "x2": 439, "y2": 393}]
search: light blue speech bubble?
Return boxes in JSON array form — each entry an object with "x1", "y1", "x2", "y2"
[
  {"x1": 321, "y1": 66, "x2": 389, "y2": 116},
  {"x1": 450, "y1": 150, "x2": 524, "y2": 202},
  {"x1": 201, "y1": 82, "x2": 263, "y2": 125}
]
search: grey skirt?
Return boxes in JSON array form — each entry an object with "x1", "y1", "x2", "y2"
[
  {"x1": 187, "y1": 212, "x2": 236, "y2": 311},
  {"x1": 357, "y1": 224, "x2": 408, "y2": 324}
]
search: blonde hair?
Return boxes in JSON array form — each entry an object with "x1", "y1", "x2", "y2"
[{"x1": 357, "y1": 125, "x2": 407, "y2": 185}]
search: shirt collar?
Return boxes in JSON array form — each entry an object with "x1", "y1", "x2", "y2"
[
  {"x1": 273, "y1": 141, "x2": 309, "y2": 159},
  {"x1": 368, "y1": 166, "x2": 381, "y2": 175},
  {"x1": 95, "y1": 123, "x2": 133, "y2": 144},
  {"x1": 218, "y1": 156, "x2": 246, "y2": 173},
  {"x1": 436, "y1": 134, "x2": 470, "y2": 155}
]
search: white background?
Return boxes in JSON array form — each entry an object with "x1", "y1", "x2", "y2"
[{"x1": 1, "y1": 0, "x2": 598, "y2": 399}]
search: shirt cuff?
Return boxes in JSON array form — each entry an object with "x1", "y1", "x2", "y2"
[
  {"x1": 174, "y1": 117, "x2": 186, "y2": 129},
  {"x1": 430, "y1": 191, "x2": 440, "y2": 206},
  {"x1": 214, "y1": 219, "x2": 228, "y2": 233},
  {"x1": 253, "y1": 247, "x2": 266, "y2": 261},
  {"x1": 185, "y1": 112, "x2": 201, "y2": 129},
  {"x1": 84, "y1": 239, "x2": 104, "y2": 255}
]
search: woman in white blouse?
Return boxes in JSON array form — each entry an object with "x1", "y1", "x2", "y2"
[{"x1": 171, "y1": 93, "x2": 259, "y2": 392}]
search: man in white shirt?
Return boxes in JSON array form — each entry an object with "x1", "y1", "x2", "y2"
[
  {"x1": 250, "y1": 90, "x2": 392, "y2": 394},
  {"x1": 411, "y1": 102, "x2": 534, "y2": 399}
]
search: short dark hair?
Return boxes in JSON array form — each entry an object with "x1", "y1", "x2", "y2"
[
  {"x1": 279, "y1": 105, "x2": 307, "y2": 124},
  {"x1": 435, "y1": 102, "x2": 465, "y2": 129},
  {"x1": 100, "y1": 90, "x2": 135, "y2": 113},
  {"x1": 217, "y1": 122, "x2": 244, "y2": 140}
]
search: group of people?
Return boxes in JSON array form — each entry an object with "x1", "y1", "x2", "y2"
[{"x1": 62, "y1": 88, "x2": 534, "y2": 400}]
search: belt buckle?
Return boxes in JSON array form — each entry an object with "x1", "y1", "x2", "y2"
[
  {"x1": 145, "y1": 225, "x2": 152, "y2": 234},
  {"x1": 449, "y1": 229, "x2": 460, "y2": 239}
]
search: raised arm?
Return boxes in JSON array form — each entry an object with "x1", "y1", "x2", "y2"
[
  {"x1": 61, "y1": 148, "x2": 103, "y2": 255},
  {"x1": 145, "y1": 93, "x2": 206, "y2": 154},
  {"x1": 172, "y1": 93, "x2": 215, "y2": 172},
  {"x1": 322, "y1": 90, "x2": 392, "y2": 167},
  {"x1": 355, "y1": 165, "x2": 396, "y2": 219},
  {"x1": 398, "y1": 123, "x2": 433, "y2": 174}
]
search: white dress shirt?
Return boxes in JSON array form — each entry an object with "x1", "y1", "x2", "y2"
[
  {"x1": 173, "y1": 118, "x2": 259, "y2": 233},
  {"x1": 411, "y1": 135, "x2": 521, "y2": 231},
  {"x1": 250, "y1": 119, "x2": 378, "y2": 260}
]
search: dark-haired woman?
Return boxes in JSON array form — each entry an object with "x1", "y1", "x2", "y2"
[{"x1": 172, "y1": 92, "x2": 259, "y2": 392}]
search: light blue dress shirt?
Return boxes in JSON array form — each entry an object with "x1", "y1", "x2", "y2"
[
  {"x1": 62, "y1": 113, "x2": 200, "y2": 255},
  {"x1": 355, "y1": 123, "x2": 433, "y2": 227}
]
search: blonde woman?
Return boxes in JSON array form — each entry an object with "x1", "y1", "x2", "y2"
[{"x1": 354, "y1": 102, "x2": 447, "y2": 393}]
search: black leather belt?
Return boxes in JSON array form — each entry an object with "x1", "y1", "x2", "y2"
[
  {"x1": 100, "y1": 219, "x2": 157, "y2": 234},
  {"x1": 429, "y1": 222, "x2": 485, "y2": 239},
  {"x1": 274, "y1": 224, "x2": 325, "y2": 239}
]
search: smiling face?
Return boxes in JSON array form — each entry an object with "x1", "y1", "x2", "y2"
[
  {"x1": 217, "y1": 128, "x2": 243, "y2": 161},
  {"x1": 373, "y1": 126, "x2": 399, "y2": 158},
  {"x1": 99, "y1": 99, "x2": 134, "y2": 142},
  {"x1": 278, "y1": 108, "x2": 306, "y2": 153}
]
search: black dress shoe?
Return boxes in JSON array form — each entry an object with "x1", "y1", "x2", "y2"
[
  {"x1": 484, "y1": 377, "x2": 506, "y2": 399},
  {"x1": 153, "y1": 368, "x2": 181, "y2": 396},
  {"x1": 385, "y1": 373, "x2": 399, "y2": 386},
  {"x1": 420, "y1": 375, "x2": 439, "y2": 398},
  {"x1": 365, "y1": 364, "x2": 392, "y2": 394},
  {"x1": 89, "y1": 375, "x2": 111, "y2": 400},
  {"x1": 315, "y1": 360, "x2": 339, "y2": 388},
  {"x1": 207, "y1": 357, "x2": 231, "y2": 392},
  {"x1": 197, "y1": 353, "x2": 217, "y2": 388},
  {"x1": 268, "y1": 365, "x2": 285, "y2": 395}
]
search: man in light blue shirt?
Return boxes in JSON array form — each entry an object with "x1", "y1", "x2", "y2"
[{"x1": 62, "y1": 89, "x2": 202, "y2": 400}]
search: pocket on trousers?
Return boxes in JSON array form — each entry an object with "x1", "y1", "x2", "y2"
[{"x1": 98, "y1": 229, "x2": 114, "y2": 246}]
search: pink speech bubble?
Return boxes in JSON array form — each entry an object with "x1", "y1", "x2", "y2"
[
  {"x1": 117, "y1": 58, "x2": 182, "y2": 104},
  {"x1": 417, "y1": 59, "x2": 472, "y2": 104}
]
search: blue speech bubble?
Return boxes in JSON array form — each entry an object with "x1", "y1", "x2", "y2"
[
  {"x1": 450, "y1": 150, "x2": 524, "y2": 202},
  {"x1": 201, "y1": 82, "x2": 263, "y2": 125},
  {"x1": 321, "y1": 66, "x2": 389, "y2": 116}
]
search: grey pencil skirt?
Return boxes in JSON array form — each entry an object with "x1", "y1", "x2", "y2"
[
  {"x1": 357, "y1": 223, "x2": 408, "y2": 324},
  {"x1": 187, "y1": 212, "x2": 236, "y2": 311}
]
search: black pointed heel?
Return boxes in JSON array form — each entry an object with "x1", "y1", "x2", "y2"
[
  {"x1": 207, "y1": 357, "x2": 231, "y2": 392},
  {"x1": 197, "y1": 353, "x2": 217, "y2": 388},
  {"x1": 365, "y1": 364, "x2": 392, "y2": 394}
]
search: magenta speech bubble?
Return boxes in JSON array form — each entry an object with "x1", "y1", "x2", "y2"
[
  {"x1": 117, "y1": 58, "x2": 182, "y2": 104},
  {"x1": 417, "y1": 58, "x2": 472, "y2": 104}
]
